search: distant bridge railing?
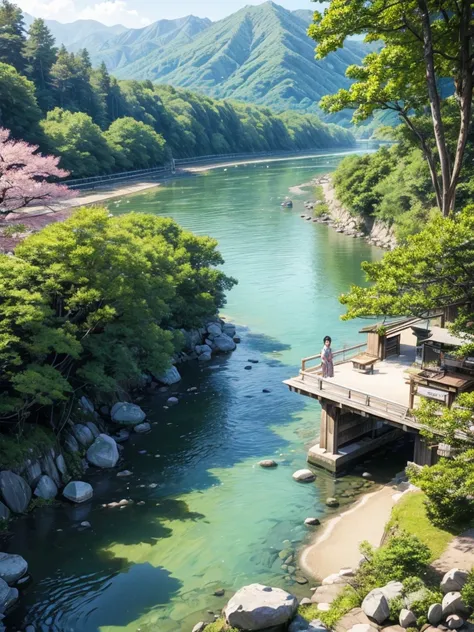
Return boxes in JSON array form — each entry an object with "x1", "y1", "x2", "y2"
[{"x1": 66, "y1": 166, "x2": 170, "y2": 190}]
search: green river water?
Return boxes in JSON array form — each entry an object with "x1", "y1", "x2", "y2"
[{"x1": 6, "y1": 151, "x2": 402, "y2": 632}]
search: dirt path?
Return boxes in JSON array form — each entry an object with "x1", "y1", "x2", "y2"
[{"x1": 432, "y1": 529, "x2": 474, "y2": 574}]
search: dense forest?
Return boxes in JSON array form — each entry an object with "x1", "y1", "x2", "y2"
[{"x1": 0, "y1": 1, "x2": 354, "y2": 179}]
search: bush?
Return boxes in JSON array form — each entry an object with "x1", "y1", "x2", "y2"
[
  {"x1": 461, "y1": 570, "x2": 474, "y2": 609},
  {"x1": 357, "y1": 531, "x2": 431, "y2": 593},
  {"x1": 317, "y1": 586, "x2": 361, "y2": 628}
]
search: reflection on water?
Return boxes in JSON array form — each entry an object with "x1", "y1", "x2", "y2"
[{"x1": 6, "y1": 154, "x2": 385, "y2": 632}]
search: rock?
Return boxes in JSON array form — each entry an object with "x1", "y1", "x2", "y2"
[
  {"x1": 399, "y1": 609, "x2": 417, "y2": 628},
  {"x1": 55, "y1": 454, "x2": 67, "y2": 476},
  {"x1": 86, "y1": 434, "x2": 119, "y2": 469},
  {"x1": 86, "y1": 421, "x2": 100, "y2": 439},
  {"x1": 245, "y1": 365, "x2": 252, "y2": 370},
  {"x1": 110, "y1": 402, "x2": 146, "y2": 425},
  {"x1": 312, "y1": 584, "x2": 345, "y2": 604},
  {"x1": 259, "y1": 460, "x2": 278, "y2": 468},
  {"x1": 80, "y1": 521, "x2": 91, "y2": 528},
  {"x1": 305, "y1": 517, "x2": 321, "y2": 526},
  {"x1": 292, "y1": 469, "x2": 316, "y2": 482},
  {"x1": 362, "y1": 589, "x2": 390, "y2": 624},
  {"x1": 79, "y1": 396, "x2": 94, "y2": 414},
  {"x1": 23, "y1": 460, "x2": 41, "y2": 487},
  {"x1": 300, "y1": 598, "x2": 312, "y2": 605},
  {"x1": 223, "y1": 323, "x2": 236, "y2": 337},
  {"x1": 205, "y1": 338, "x2": 216, "y2": 349},
  {"x1": 339, "y1": 568, "x2": 355, "y2": 578},
  {"x1": 447, "y1": 614, "x2": 464, "y2": 629},
  {"x1": 317, "y1": 603, "x2": 331, "y2": 612},
  {"x1": 0, "y1": 577, "x2": 18, "y2": 613},
  {"x1": 113, "y1": 429, "x2": 130, "y2": 443},
  {"x1": 167, "y1": 397, "x2": 179, "y2": 406},
  {"x1": 64, "y1": 432, "x2": 79, "y2": 453},
  {"x1": 214, "y1": 588, "x2": 225, "y2": 597},
  {"x1": 441, "y1": 569, "x2": 469, "y2": 594},
  {"x1": 442, "y1": 592, "x2": 470, "y2": 617},
  {"x1": 72, "y1": 423, "x2": 95, "y2": 448},
  {"x1": 289, "y1": 614, "x2": 310, "y2": 631},
  {"x1": 224, "y1": 583, "x2": 298, "y2": 630},
  {"x1": 380, "y1": 581, "x2": 404, "y2": 601},
  {"x1": 335, "y1": 608, "x2": 374, "y2": 632},
  {"x1": 40, "y1": 452, "x2": 61, "y2": 487},
  {"x1": 24, "y1": 625, "x2": 36, "y2": 632},
  {"x1": 198, "y1": 351, "x2": 212, "y2": 363},
  {"x1": 0, "y1": 503, "x2": 9, "y2": 522},
  {"x1": 326, "y1": 497, "x2": 339, "y2": 507},
  {"x1": 63, "y1": 481, "x2": 93, "y2": 504},
  {"x1": 34, "y1": 475, "x2": 58, "y2": 500},
  {"x1": 322, "y1": 573, "x2": 347, "y2": 585},
  {"x1": 362, "y1": 472, "x2": 372, "y2": 479},
  {"x1": 156, "y1": 366, "x2": 182, "y2": 385},
  {"x1": 348, "y1": 626, "x2": 378, "y2": 632},
  {"x1": 134, "y1": 422, "x2": 151, "y2": 434},
  {"x1": 214, "y1": 333, "x2": 236, "y2": 353},
  {"x1": 191, "y1": 623, "x2": 206, "y2": 632},
  {"x1": 428, "y1": 603, "x2": 443, "y2": 625},
  {"x1": 207, "y1": 323, "x2": 222, "y2": 336},
  {"x1": 295, "y1": 576, "x2": 308, "y2": 585},
  {"x1": 99, "y1": 406, "x2": 110, "y2": 417},
  {"x1": 248, "y1": 359, "x2": 259, "y2": 364},
  {"x1": 195, "y1": 344, "x2": 212, "y2": 355},
  {"x1": 0, "y1": 471, "x2": 31, "y2": 514},
  {"x1": 117, "y1": 470, "x2": 132, "y2": 477},
  {"x1": 0, "y1": 553, "x2": 28, "y2": 585},
  {"x1": 263, "y1": 388, "x2": 271, "y2": 393},
  {"x1": 308, "y1": 620, "x2": 328, "y2": 632},
  {"x1": 233, "y1": 336, "x2": 241, "y2": 343}
]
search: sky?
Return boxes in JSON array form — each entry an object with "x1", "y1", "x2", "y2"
[{"x1": 17, "y1": 0, "x2": 319, "y2": 28}]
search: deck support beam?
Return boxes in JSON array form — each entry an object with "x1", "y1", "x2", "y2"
[{"x1": 320, "y1": 402, "x2": 340, "y2": 454}]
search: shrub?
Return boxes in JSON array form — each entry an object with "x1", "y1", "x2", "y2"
[
  {"x1": 317, "y1": 585, "x2": 361, "y2": 628},
  {"x1": 461, "y1": 570, "x2": 474, "y2": 609}
]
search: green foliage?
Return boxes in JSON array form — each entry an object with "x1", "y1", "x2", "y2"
[
  {"x1": 105, "y1": 118, "x2": 167, "y2": 170},
  {"x1": 0, "y1": 207, "x2": 236, "y2": 422},
  {"x1": 357, "y1": 531, "x2": 431, "y2": 593},
  {"x1": 63, "y1": 450, "x2": 83, "y2": 479},
  {"x1": 0, "y1": 424, "x2": 55, "y2": 469},
  {"x1": 0, "y1": 0, "x2": 25, "y2": 71},
  {"x1": 202, "y1": 619, "x2": 237, "y2": 632},
  {"x1": 1, "y1": 223, "x2": 27, "y2": 237},
  {"x1": 24, "y1": 18, "x2": 57, "y2": 110},
  {"x1": 407, "y1": 452, "x2": 474, "y2": 528},
  {"x1": 317, "y1": 585, "x2": 361, "y2": 628},
  {"x1": 29, "y1": 496, "x2": 58, "y2": 511},
  {"x1": 0, "y1": 62, "x2": 42, "y2": 142},
  {"x1": 461, "y1": 570, "x2": 474, "y2": 609}
]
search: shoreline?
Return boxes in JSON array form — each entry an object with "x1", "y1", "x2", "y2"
[{"x1": 299, "y1": 483, "x2": 405, "y2": 580}]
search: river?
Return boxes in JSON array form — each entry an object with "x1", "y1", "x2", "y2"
[{"x1": 7, "y1": 151, "x2": 391, "y2": 632}]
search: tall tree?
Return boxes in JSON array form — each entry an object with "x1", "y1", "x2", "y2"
[
  {"x1": 0, "y1": 0, "x2": 25, "y2": 71},
  {"x1": 0, "y1": 62, "x2": 42, "y2": 142},
  {"x1": 50, "y1": 45, "x2": 75, "y2": 109},
  {"x1": 24, "y1": 18, "x2": 57, "y2": 110},
  {"x1": 309, "y1": 0, "x2": 474, "y2": 216}
]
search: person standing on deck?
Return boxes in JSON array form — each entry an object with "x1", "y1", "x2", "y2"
[{"x1": 321, "y1": 336, "x2": 334, "y2": 378}]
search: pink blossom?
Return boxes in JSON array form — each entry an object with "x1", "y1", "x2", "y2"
[{"x1": 0, "y1": 128, "x2": 77, "y2": 214}]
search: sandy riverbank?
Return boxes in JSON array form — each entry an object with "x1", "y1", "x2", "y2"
[{"x1": 299, "y1": 484, "x2": 403, "y2": 580}]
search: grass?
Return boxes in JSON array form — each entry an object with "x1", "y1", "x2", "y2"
[
  {"x1": 0, "y1": 425, "x2": 56, "y2": 470},
  {"x1": 29, "y1": 497, "x2": 59, "y2": 511},
  {"x1": 387, "y1": 492, "x2": 455, "y2": 561},
  {"x1": 203, "y1": 619, "x2": 237, "y2": 631},
  {"x1": 1, "y1": 223, "x2": 27, "y2": 237},
  {"x1": 299, "y1": 586, "x2": 362, "y2": 629}
]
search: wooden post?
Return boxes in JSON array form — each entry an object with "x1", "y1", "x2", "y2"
[
  {"x1": 320, "y1": 402, "x2": 340, "y2": 455},
  {"x1": 413, "y1": 434, "x2": 436, "y2": 466}
]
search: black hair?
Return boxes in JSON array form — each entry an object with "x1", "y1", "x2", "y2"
[{"x1": 323, "y1": 336, "x2": 332, "y2": 344}]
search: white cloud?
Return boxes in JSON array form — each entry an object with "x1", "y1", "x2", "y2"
[
  {"x1": 78, "y1": 1, "x2": 151, "y2": 27},
  {"x1": 19, "y1": 0, "x2": 76, "y2": 19}
]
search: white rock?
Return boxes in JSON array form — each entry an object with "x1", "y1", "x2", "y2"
[
  {"x1": 156, "y1": 366, "x2": 182, "y2": 385},
  {"x1": 428, "y1": 603, "x2": 443, "y2": 625},
  {"x1": 300, "y1": 598, "x2": 312, "y2": 606},
  {"x1": 223, "y1": 323, "x2": 236, "y2": 337},
  {"x1": 117, "y1": 470, "x2": 132, "y2": 478},
  {"x1": 292, "y1": 469, "x2": 316, "y2": 482},
  {"x1": 213, "y1": 333, "x2": 236, "y2": 352},
  {"x1": 34, "y1": 475, "x2": 58, "y2": 500},
  {"x1": 23, "y1": 460, "x2": 41, "y2": 487},
  {"x1": 0, "y1": 553, "x2": 28, "y2": 585},
  {"x1": 134, "y1": 422, "x2": 151, "y2": 434},
  {"x1": 380, "y1": 581, "x2": 404, "y2": 601},
  {"x1": 305, "y1": 517, "x2": 321, "y2": 526},
  {"x1": 317, "y1": 603, "x2": 330, "y2": 612},
  {"x1": 308, "y1": 620, "x2": 328, "y2": 632},
  {"x1": 441, "y1": 569, "x2": 469, "y2": 594},
  {"x1": 339, "y1": 568, "x2": 355, "y2": 577},
  {"x1": 362, "y1": 589, "x2": 390, "y2": 624},
  {"x1": 224, "y1": 583, "x2": 298, "y2": 630},
  {"x1": 192, "y1": 623, "x2": 206, "y2": 632},
  {"x1": 399, "y1": 608, "x2": 417, "y2": 628},
  {"x1": 86, "y1": 434, "x2": 119, "y2": 469},
  {"x1": 64, "y1": 432, "x2": 79, "y2": 453},
  {"x1": 442, "y1": 592, "x2": 470, "y2": 617},
  {"x1": 111, "y1": 402, "x2": 146, "y2": 425},
  {"x1": 322, "y1": 573, "x2": 346, "y2": 585},
  {"x1": 259, "y1": 460, "x2": 278, "y2": 468},
  {"x1": 63, "y1": 481, "x2": 93, "y2": 504}
]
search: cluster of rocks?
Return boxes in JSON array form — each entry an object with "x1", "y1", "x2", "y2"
[
  {"x1": 0, "y1": 552, "x2": 32, "y2": 630},
  {"x1": 277, "y1": 539, "x2": 308, "y2": 587},
  {"x1": 174, "y1": 319, "x2": 239, "y2": 365}
]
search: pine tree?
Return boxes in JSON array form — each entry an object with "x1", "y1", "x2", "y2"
[
  {"x1": 0, "y1": 0, "x2": 26, "y2": 71},
  {"x1": 24, "y1": 18, "x2": 57, "y2": 110},
  {"x1": 50, "y1": 45, "x2": 74, "y2": 108}
]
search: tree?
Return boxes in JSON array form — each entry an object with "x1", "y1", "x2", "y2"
[
  {"x1": 104, "y1": 117, "x2": 168, "y2": 170},
  {"x1": 0, "y1": 207, "x2": 236, "y2": 422},
  {"x1": 50, "y1": 45, "x2": 75, "y2": 109},
  {"x1": 0, "y1": 127, "x2": 75, "y2": 214},
  {"x1": 0, "y1": 62, "x2": 42, "y2": 141},
  {"x1": 309, "y1": 0, "x2": 474, "y2": 215},
  {"x1": 0, "y1": 0, "x2": 25, "y2": 71},
  {"x1": 24, "y1": 18, "x2": 57, "y2": 110},
  {"x1": 41, "y1": 108, "x2": 115, "y2": 177}
]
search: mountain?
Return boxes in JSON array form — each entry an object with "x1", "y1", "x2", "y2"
[
  {"x1": 81, "y1": 2, "x2": 367, "y2": 118},
  {"x1": 23, "y1": 13, "x2": 127, "y2": 48}
]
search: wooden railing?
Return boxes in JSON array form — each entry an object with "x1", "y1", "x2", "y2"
[{"x1": 301, "y1": 343, "x2": 367, "y2": 373}]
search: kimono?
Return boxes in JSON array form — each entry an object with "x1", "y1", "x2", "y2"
[{"x1": 321, "y1": 345, "x2": 334, "y2": 378}]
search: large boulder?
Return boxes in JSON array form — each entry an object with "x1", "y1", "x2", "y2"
[
  {"x1": 198, "y1": 351, "x2": 212, "y2": 363},
  {"x1": 0, "y1": 553, "x2": 28, "y2": 585},
  {"x1": 86, "y1": 434, "x2": 119, "y2": 469},
  {"x1": 63, "y1": 481, "x2": 93, "y2": 504},
  {"x1": 155, "y1": 366, "x2": 181, "y2": 385},
  {"x1": 362, "y1": 589, "x2": 390, "y2": 624},
  {"x1": 207, "y1": 322, "x2": 222, "y2": 337},
  {"x1": 195, "y1": 344, "x2": 212, "y2": 355},
  {"x1": 441, "y1": 569, "x2": 469, "y2": 594},
  {"x1": 110, "y1": 402, "x2": 146, "y2": 425},
  {"x1": 0, "y1": 502, "x2": 9, "y2": 522},
  {"x1": 34, "y1": 475, "x2": 58, "y2": 500},
  {"x1": 381, "y1": 581, "x2": 404, "y2": 602},
  {"x1": 213, "y1": 333, "x2": 236, "y2": 353},
  {"x1": 222, "y1": 323, "x2": 236, "y2": 337},
  {"x1": 224, "y1": 584, "x2": 298, "y2": 630},
  {"x1": 72, "y1": 423, "x2": 94, "y2": 448},
  {"x1": 292, "y1": 469, "x2": 316, "y2": 482},
  {"x1": 0, "y1": 471, "x2": 31, "y2": 514},
  {"x1": 0, "y1": 577, "x2": 18, "y2": 613},
  {"x1": 312, "y1": 584, "x2": 345, "y2": 605},
  {"x1": 442, "y1": 592, "x2": 470, "y2": 617}
]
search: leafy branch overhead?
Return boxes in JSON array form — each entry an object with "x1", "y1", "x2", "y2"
[{"x1": 309, "y1": 0, "x2": 474, "y2": 215}]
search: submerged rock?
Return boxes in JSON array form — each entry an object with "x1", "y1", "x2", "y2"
[
  {"x1": 259, "y1": 460, "x2": 278, "y2": 468},
  {"x1": 224, "y1": 583, "x2": 298, "y2": 630},
  {"x1": 134, "y1": 422, "x2": 151, "y2": 434},
  {"x1": 0, "y1": 471, "x2": 31, "y2": 514},
  {"x1": 326, "y1": 497, "x2": 339, "y2": 507},
  {"x1": 110, "y1": 402, "x2": 146, "y2": 425},
  {"x1": 305, "y1": 517, "x2": 320, "y2": 526},
  {"x1": 63, "y1": 481, "x2": 93, "y2": 504},
  {"x1": 0, "y1": 553, "x2": 28, "y2": 585}
]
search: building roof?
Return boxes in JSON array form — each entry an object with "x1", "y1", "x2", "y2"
[{"x1": 421, "y1": 326, "x2": 467, "y2": 347}]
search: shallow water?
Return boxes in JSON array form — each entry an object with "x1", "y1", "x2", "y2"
[{"x1": 7, "y1": 153, "x2": 395, "y2": 632}]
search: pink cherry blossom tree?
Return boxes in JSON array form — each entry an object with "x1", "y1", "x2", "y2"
[{"x1": 0, "y1": 127, "x2": 77, "y2": 215}]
